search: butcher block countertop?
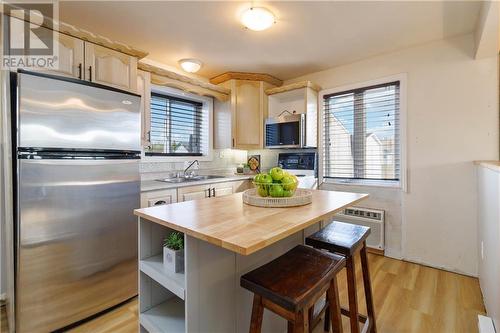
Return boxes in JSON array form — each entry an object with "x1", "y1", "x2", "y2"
[{"x1": 134, "y1": 190, "x2": 368, "y2": 255}]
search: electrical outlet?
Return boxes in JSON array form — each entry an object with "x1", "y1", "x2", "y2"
[
  {"x1": 481, "y1": 241, "x2": 484, "y2": 260},
  {"x1": 219, "y1": 150, "x2": 225, "y2": 158}
]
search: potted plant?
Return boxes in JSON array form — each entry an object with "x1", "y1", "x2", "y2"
[{"x1": 163, "y1": 232, "x2": 184, "y2": 273}]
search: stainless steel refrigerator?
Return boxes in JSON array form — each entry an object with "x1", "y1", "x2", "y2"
[{"x1": 10, "y1": 70, "x2": 141, "y2": 332}]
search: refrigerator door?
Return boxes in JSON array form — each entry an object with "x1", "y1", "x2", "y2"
[
  {"x1": 17, "y1": 71, "x2": 141, "y2": 151},
  {"x1": 16, "y1": 158, "x2": 139, "y2": 333}
]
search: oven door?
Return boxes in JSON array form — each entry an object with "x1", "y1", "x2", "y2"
[{"x1": 265, "y1": 116, "x2": 305, "y2": 148}]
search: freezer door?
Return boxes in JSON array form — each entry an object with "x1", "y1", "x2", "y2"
[
  {"x1": 16, "y1": 159, "x2": 139, "y2": 333},
  {"x1": 17, "y1": 72, "x2": 141, "y2": 151}
]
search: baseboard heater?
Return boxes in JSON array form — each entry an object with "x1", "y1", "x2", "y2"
[{"x1": 333, "y1": 206, "x2": 385, "y2": 251}]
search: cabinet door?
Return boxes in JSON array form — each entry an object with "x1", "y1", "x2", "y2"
[
  {"x1": 137, "y1": 70, "x2": 151, "y2": 147},
  {"x1": 84, "y1": 43, "x2": 138, "y2": 91},
  {"x1": 53, "y1": 32, "x2": 84, "y2": 79},
  {"x1": 140, "y1": 189, "x2": 177, "y2": 208},
  {"x1": 177, "y1": 184, "x2": 210, "y2": 202},
  {"x1": 233, "y1": 80, "x2": 264, "y2": 149},
  {"x1": 212, "y1": 183, "x2": 234, "y2": 197}
]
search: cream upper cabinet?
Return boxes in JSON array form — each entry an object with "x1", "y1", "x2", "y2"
[
  {"x1": 234, "y1": 80, "x2": 262, "y2": 149},
  {"x1": 84, "y1": 43, "x2": 138, "y2": 92},
  {"x1": 55, "y1": 33, "x2": 85, "y2": 79},
  {"x1": 215, "y1": 79, "x2": 273, "y2": 150}
]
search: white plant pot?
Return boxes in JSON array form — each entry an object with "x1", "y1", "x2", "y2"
[{"x1": 163, "y1": 247, "x2": 184, "y2": 273}]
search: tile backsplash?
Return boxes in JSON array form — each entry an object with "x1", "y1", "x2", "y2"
[{"x1": 140, "y1": 148, "x2": 314, "y2": 180}]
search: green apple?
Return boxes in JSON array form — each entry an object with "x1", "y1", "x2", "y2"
[
  {"x1": 269, "y1": 184, "x2": 284, "y2": 197},
  {"x1": 269, "y1": 167, "x2": 284, "y2": 181},
  {"x1": 282, "y1": 189, "x2": 293, "y2": 197},
  {"x1": 257, "y1": 186, "x2": 268, "y2": 197},
  {"x1": 281, "y1": 175, "x2": 295, "y2": 191},
  {"x1": 253, "y1": 174, "x2": 261, "y2": 183},
  {"x1": 260, "y1": 174, "x2": 273, "y2": 184}
]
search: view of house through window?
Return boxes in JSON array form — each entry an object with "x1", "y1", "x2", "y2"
[
  {"x1": 146, "y1": 93, "x2": 204, "y2": 156},
  {"x1": 323, "y1": 81, "x2": 400, "y2": 182}
]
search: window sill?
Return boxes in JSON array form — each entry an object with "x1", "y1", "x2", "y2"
[{"x1": 322, "y1": 178, "x2": 401, "y2": 189}]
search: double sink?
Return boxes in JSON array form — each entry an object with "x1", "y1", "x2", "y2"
[{"x1": 157, "y1": 175, "x2": 225, "y2": 184}]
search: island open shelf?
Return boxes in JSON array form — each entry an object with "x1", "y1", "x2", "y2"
[{"x1": 135, "y1": 190, "x2": 368, "y2": 332}]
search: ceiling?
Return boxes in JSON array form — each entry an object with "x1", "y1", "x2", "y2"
[{"x1": 59, "y1": 1, "x2": 482, "y2": 81}]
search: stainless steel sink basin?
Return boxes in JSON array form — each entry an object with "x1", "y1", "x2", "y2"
[{"x1": 156, "y1": 175, "x2": 225, "y2": 183}]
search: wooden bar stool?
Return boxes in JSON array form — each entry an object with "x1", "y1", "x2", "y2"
[
  {"x1": 240, "y1": 245, "x2": 346, "y2": 333},
  {"x1": 306, "y1": 221, "x2": 377, "y2": 333}
]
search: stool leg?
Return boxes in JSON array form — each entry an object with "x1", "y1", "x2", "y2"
[
  {"x1": 249, "y1": 294, "x2": 264, "y2": 333},
  {"x1": 292, "y1": 309, "x2": 308, "y2": 333},
  {"x1": 360, "y1": 242, "x2": 377, "y2": 333},
  {"x1": 308, "y1": 306, "x2": 314, "y2": 333},
  {"x1": 346, "y1": 255, "x2": 360, "y2": 333},
  {"x1": 327, "y1": 277, "x2": 343, "y2": 333},
  {"x1": 323, "y1": 303, "x2": 330, "y2": 332}
]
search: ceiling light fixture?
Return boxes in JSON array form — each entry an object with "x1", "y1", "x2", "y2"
[
  {"x1": 178, "y1": 58, "x2": 202, "y2": 73},
  {"x1": 241, "y1": 7, "x2": 275, "y2": 31}
]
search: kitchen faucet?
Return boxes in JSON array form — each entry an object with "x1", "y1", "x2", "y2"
[{"x1": 184, "y1": 160, "x2": 200, "y2": 177}]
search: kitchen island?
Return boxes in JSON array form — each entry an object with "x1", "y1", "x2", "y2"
[{"x1": 134, "y1": 189, "x2": 368, "y2": 333}]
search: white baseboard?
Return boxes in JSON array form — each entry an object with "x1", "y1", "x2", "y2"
[
  {"x1": 401, "y1": 256, "x2": 477, "y2": 277},
  {"x1": 478, "y1": 315, "x2": 496, "y2": 333}
]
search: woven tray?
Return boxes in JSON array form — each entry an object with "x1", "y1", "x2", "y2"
[{"x1": 242, "y1": 188, "x2": 312, "y2": 208}]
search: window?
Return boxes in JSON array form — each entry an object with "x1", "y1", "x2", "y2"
[
  {"x1": 146, "y1": 93, "x2": 206, "y2": 156},
  {"x1": 323, "y1": 81, "x2": 400, "y2": 183}
]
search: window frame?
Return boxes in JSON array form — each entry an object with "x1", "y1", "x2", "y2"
[
  {"x1": 142, "y1": 85, "x2": 213, "y2": 162},
  {"x1": 318, "y1": 74, "x2": 407, "y2": 191}
]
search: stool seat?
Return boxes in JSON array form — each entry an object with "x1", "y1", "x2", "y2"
[
  {"x1": 305, "y1": 221, "x2": 370, "y2": 255},
  {"x1": 241, "y1": 245, "x2": 345, "y2": 312}
]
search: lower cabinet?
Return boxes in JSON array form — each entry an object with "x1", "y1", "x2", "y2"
[
  {"x1": 140, "y1": 189, "x2": 177, "y2": 208},
  {"x1": 142, "y1": 180, "x2": 251, "y2": 205},
  {"x1": 177, "y1": 184, "x2": 211, "y2": 202}
]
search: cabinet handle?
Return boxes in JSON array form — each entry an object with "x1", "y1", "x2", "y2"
[
  {"x1": 207, "y1": 188, "x2": 211, "y2": 198},
  {"x1": 154, "y1": 200, "x2": 167, "y2": 206},
  {"x1": 212, "y1": 188, "x2": 215, "y2": 197},
  {"x1": 232, "y1": 138, "x2": 235, "y2": 147},
  {"x1": 78, "y1": 63, "x2": 82, "y2": 80},
  {"x1": 88, "y1": 65, "x2": 92, "y2": 81}
]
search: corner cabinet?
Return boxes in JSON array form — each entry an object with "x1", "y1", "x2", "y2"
[
  {"x1": 85, "y1": 43, "x2": 138, "y2": 92},
  {"x1": 215, "y1": 79, "x2": 275, "y2": 150}
]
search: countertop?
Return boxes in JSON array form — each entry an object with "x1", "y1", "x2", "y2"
[
  {"x1": 474, "y1": 161, "x2": 500, "y2": 173},
  {"x1": 134, "y1": 190, "x2": 368, "y2": 255},
  {"x1": 141, "y1": 174, "x2": 254, "y2": 192}
]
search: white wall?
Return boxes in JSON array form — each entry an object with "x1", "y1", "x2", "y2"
[
  {"x1": 287, "y1": 33, "x2": 499, "y2": 275},
  {"x1": 477, "y1": 164, "x2": 500, "y2": 328}
]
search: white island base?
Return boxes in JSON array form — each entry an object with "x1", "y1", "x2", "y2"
[{"x1": 138, "y1": 217, "x2": 321, "y2": 333}]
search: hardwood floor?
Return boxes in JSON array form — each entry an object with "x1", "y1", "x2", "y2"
[{"x1": 0, "y1": 254, "x2": 486, "y2": 333}]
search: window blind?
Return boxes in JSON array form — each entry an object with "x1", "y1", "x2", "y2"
[
  {"x1": 323, "y1": 81, "x2": 400, "y2": 182},
  {"x1": 146, "y1": 93, "x2": 204, "y2": 156}
]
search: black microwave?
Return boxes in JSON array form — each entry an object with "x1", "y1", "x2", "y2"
[{"x1": 265, "y1": 114, "x2": 306, "y2": 148}]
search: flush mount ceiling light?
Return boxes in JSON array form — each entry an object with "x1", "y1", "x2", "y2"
[
  {"x1": 178, "y1": 58, "x2": 202, "y2": 73},
  {"x1": 241, "y1": 7, "x2": 275, "y2": 31}
]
